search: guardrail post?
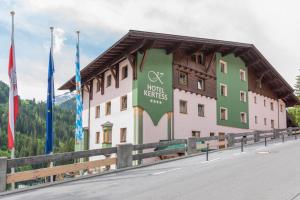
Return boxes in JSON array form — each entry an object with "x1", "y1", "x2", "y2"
[
  {"x1": 187, "y1": 137, "x2": 197, "y2": 155},
  {"x1": 0, "y1": 157, "x2": 7, "y2": 192},
  {"x1": 254, "y1": 131, "x2": 260, "y2": 143},
  {"x1": 226, "y1": 133, "x2": 235, "y2": 147},
  {"x1": 241, "y1": 137, "x2": 244, "y2": 152},
  {"x1": 273, "y1": 129, "x2": 279, "y2": 139},
  {"x1": 206, "y1": 143, "x2": 209, "y2": 161},
  {"x1": 116, "y1": 144, "x2": 133, "y2": 169},
  {"x1": 282, "y1": 133, "x2": 285, "y2": 143},
  {"x1": 264, "y1": 136, "x2": 267, "y2": 147}
]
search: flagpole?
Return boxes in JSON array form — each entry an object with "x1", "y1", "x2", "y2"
[
  {"x1": 10, "y1": 10, "x2": 15, "y2": 190},
  {"x1": 49, "y1": 26, "x2": 54, "y2": 182},
  {"x1": 76, "y1": 30, "x2": 84, "y2": 176}
]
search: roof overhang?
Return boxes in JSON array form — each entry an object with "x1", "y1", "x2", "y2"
[{"x1": 59, "y1": 30, "x2": 299, "y2": 107}]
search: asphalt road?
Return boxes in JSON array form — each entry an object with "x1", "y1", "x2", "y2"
[{"x1": 2, "y1": 139, "x2": 300, "y2": 200}]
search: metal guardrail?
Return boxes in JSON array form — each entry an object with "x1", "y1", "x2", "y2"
[{"x1": 0, "y1": 127, "x2": 299, "y2": 192}]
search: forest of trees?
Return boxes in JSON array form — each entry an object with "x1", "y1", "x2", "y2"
[
  {"x1": 288, "y1": 75, "x2": 300, "y2": 126},
  {"x1": 0, "y1": 80, "x2": 75, "y2": 159}
]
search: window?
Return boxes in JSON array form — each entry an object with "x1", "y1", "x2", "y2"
[
  {"x1": 120, "y1": 95, "x2": 127, "y2": 111},
  {"x1": 254, "y1": 96, "x2": 257, "y2": 104},
  {"x1": 271, "y1": 119, "x2": 275, "y2": 128},
  {"x1": 106, "y1": 75, "x2": 112, "y2": 87},
  {"x1": 210, "y1": 132, "x2": 215, "y2": 137},
  {"x1": 218, "y1": 132, "x2": 226, "y2": 149},
  {"x1": 218, "y1": 132, "x2": 225, "y2": 142},
  {"x1": 220, "y1": 60, "x2": 227, "y2": 73},
  {"x1": 264, "y1": 99, "x2": 266, "y2": 107},
  {"x1": 192, "y1": 131, "x2": 200, "y2": 137},
  {"x1": 220, "y1": 84, "x2": 228, "y2": 96},
  {"x1": 197, "y1": 79, "x2": 205, "y2": 90},
  {"x1": 96, "y1": 80, "x2": 101, "y2": 92},
  {"x1": 122, "y1": 65, "x2": 128, "y2": 79},
  {"x1": 179, "y1": 71, "x2": 188, "y2": 86},
  {"x1": 179, "y1": 100, "x2": 187, "y2": 114},
  {"x1": 105, "y1": 102, "x2": 111, "y2": 115},
  {"x1": 103, "y1": 130, "x2": 112, "y2": 144},
  {"x1": 280, "y1": 104, "x2": 283, "y2": 112},
  {"x1": 120, "y1": 128, "x2": 127, "y2": 143},
  {"x1": 95, "y1": 106, "x2": 100, "y2": 118},
  {"x1": 240, "y1": 69, "x2": 246, "y2": 81},
  {"x1": 198, "y1": 104, "x2": 205, "y2": 117},
  {"x1": 264, "y1": 118, "x2": 267, "y2": 126},
  {"x1": 255, "y1": 116, "x2": 258, "y2": 124},
  {"x1": 270, "y1": 102, "x2": 274, "y2": 111},
  {"x1": 240, "y1": 91, "x2": 246, "y2": 102},
  {"x1": 220, "y1": 107, "x2": 228, "y2": 120},
  {"x1": 240, "y1": 112, "x2": 247, "y2": 123},
  {"x1": 95, "y1": 132, "x2": 100, "y2": 144},
  {"x1": 191, "y1": 53, "x2": 205, "y2": 65}
]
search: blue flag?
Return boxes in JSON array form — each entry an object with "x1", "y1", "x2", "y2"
[
  {"x1": 75, "y1": 39, "x2": 84, "y2": 150},
  {"x1": 45, "y1": 49, "x2": 55, "y2": 154}
]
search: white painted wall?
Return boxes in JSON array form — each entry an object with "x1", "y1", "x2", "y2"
[
  {"x1": 173, "y1": 89, "x2": 247, "y2": 139},
  {"x1": 143, "y1": 112, "x2": 168, "y2": 143},
  {"x1": 82, "y1": 59, "x2": 134, "y2": 154},
  {"x1": 248, "y1": 91, "x2": 287, "y2": 130}
]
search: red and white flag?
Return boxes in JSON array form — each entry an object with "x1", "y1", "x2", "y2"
[{"x1": 7, "y1": 24, "x2": 19, "y2": 150}]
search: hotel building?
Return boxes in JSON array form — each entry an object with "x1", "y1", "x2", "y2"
[{"x1": 59, "y1": 30, "x2": 299, "y2": 151}]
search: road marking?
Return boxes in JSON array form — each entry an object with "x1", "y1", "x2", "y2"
[
  {"x1": 151, "y1": 168, "x2": 181, "y2": 176},
  {"x1": 201, "y1": 158, "x2": 220, "y2": 164},
  {"x1": 256, "y1": 151, "x2": 270, "y2": 154}
]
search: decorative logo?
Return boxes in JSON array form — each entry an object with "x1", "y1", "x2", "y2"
[{"x1": 148, "y1": 71, "x2": 164, "y2": 85}]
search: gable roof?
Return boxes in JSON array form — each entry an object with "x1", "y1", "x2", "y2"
[{"x1": 59, "y1": 30, "x2": 299, "y2": 106}]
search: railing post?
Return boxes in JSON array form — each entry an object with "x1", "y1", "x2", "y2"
[
  {"x1": 282, "y1": 133, "x2": 285, "y2": 143},
  {"x1": 264, "y1": 136, "x2": 267, "y2": 147},
  {"x1": 0, "y1": 157, "x2": 7, "y2": 192},
  {"x1": 116, "y1": 144, "x2": 133, "y2": 169},
  {"x1": 273, "y1": 129, "x2": 279, "y2": 139},
  {"x1": 254, "y1": 131, "x2": 260, "y2": 143},
  {"x1": 187, "y1": 137, "x2": 197, "y2": 155},
  {"x1": 206, "y1": 143, "x2": 209, "y2": 161},
  {"x1": 241, "y1": 137, "x2": 244, "y2": 152},
  {"x1": 226, "y1": 133, "x2": 235, "y2": 147}
]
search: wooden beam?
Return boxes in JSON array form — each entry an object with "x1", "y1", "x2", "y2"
[
  {"x1": 221, "y1": 47, "x2": 240, "y2": 57},
  {"x1": 139, "y1": 49, "x2": 148, "y2": 72},
  {"x1": 139, "y1": 40, "x2": 155, "y2": 53},
  {"x1": 247, "y1": 59, "x2": 261, "y2": 68},
  {"x1": 235, "y1": 48, "x2": 250, "y2": 57},
  {"x1": 110, "y1": 64, "x2": 119, "y2": 88},
  {"x1": 205, "y1": 46, "x2": 222, "y2": 55},
  {"x1": 166, "y1": 42, "x2": 182, "y2": 55},
  {"x1": 107, "y1": 39, "x2": 146, "y2": 68},
  {"x1": 7, "y1": 158, "x2": 116, "y2": 184},
  {"x1": 185, "y1": 44, "x2": 204, "y2": 56},
  {"x1": 205, "y1": 52, "x2": 216, "y2": 73},
  {"x1": 126, "y1": 54, "x2": 137, "y2": 80}
]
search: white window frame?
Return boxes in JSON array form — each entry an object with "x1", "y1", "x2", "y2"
[
  {"x1": 220, "y1": 83, "x2": 228, "y2": 97},
  {"x1": 198, "y1": 104, "x2": 205, "y2": 117},
  {"x1": 240, "y1": 91, "x2": 246, "y2": 102},
  {"x1": 220, "y1": 107, "x2": 228, "y2": 120},
  {"x1": 220, "y1": 60, "x2": 227, "y2": 74},
  {"x1": 240, "y1": 69, "x2": 246, "y2": 81},
  {"x1": 197, "y1": 79, "x2": 204, "y2": 90},
  {"x1": 240, "y1": 112, "x2": 247, "y2": 123}
]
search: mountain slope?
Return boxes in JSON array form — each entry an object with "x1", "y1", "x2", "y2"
[{"x1": 0, "y1": 81, "x2": 75, "y2": 158}]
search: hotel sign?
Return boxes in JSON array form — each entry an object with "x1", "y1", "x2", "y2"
[{"x1": 133, "y1": 49, "x2": 173, "y2": 125}]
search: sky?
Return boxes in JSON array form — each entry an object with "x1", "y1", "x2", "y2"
[{"x1": 0, "y1": 0, "x2": 299, "y2": 101}]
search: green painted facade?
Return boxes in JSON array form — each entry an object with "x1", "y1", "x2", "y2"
[
  {"x1": 216, "y1": 53, "x2": 249, "y2": 129},
  {"x1": 133, "y1": 49, "x2": 173, "y2": 125}
]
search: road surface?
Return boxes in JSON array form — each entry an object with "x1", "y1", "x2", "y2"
[{"x1": 2, "y1": 139, "x2": 300, "y2": 200}]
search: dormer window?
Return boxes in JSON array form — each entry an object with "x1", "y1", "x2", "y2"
[{"x1": 191, "y1": 53, "x2": 205, "y2": 65}]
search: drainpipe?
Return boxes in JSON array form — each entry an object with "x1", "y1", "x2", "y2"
[
  {"x1": 88, "y1": 84, "x2": 91, "y2": 151},
  {"x1": 277, "y1": 99, "x2": 280, "y2": 129}
]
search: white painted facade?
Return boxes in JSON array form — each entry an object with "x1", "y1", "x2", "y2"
[
  {"x1": 173, "y1": 89, "x2": 249, "y2": 139},
  {"x1": 248, "y1": 91, "x2": 287, "y2": 130},
  {"x1": 82, "y1": 59, "x2": 134, "y2": 153}
]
